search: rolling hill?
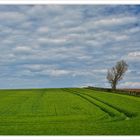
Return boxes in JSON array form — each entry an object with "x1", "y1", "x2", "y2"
[{"x1": 0, "y1": 88, "x2": 139, "y2": 135}]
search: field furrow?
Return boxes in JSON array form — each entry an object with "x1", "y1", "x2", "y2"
[
  {"x1": 66, "y1": 89, "x2": 135, "y2": 119},
  {"x1": 63, "y1": 89, "x2": 127, "y2": 121},
  {"x1": 79, "y1": 88, "x2": 139, "y2": 117}
]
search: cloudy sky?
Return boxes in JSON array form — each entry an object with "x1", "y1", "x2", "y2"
[{"x1": 0, "y1": 5, "x2": 140, "y2": 89}]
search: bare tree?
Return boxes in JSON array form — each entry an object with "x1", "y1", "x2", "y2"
[{"x1": 107, "y1": 60, "x2": 128, "y2": 90}]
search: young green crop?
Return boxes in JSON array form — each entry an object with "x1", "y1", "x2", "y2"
[{"x1": 0, "y1": 88, "x2": 139, "y2": 135}]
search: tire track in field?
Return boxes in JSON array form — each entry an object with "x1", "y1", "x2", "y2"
[
  {"x1": 68, "y1": 89, "x2": 136, "y2": 119},
  {"x1": 62, "y1": 89, "x2": 118, "y2": 118},
  {"x1": 63, "y1": 89, "x2": 131, "y2": 120},
  {"x1": 82, "y1": 90, "x2": 136, "y2": 118},
  {"x1": 31, "y1": 89, "x2": 46, "y2": 114},
  {"x1": 82, "y1": 89, "x2": 136, "y2": 118}
]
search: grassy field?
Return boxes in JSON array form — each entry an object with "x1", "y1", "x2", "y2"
[{"x1": 0, "y1": 88, "x2": 140, "y2": 135}]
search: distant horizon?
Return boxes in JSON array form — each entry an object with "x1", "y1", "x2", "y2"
[
  {"x1": 0, "y1": 86, "x2": 139, "y2": 90},
  {"x1": 0, "y1": 5, "x2": 139, "y2": 89}
]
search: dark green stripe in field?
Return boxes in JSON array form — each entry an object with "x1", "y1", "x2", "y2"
[{"x1": 0, "y1": 88, "x2": 139, "y2": 135}]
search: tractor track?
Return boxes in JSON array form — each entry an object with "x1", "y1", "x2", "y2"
[
  {"x1": 82, "y1": 89, "x2": 136, "y2": 118},
  {"x1": 82, "y1": 90, "x2": 135, "y2": 118},
  {"x1": 63, "y1": 89, "x2": 117, "y2": 117},
  {"x1": 31, "y1": 90, "x2": 46, "y2": 114},
  {"x1": 62, "y1": 89, "x2": 134, "y2": 120}
]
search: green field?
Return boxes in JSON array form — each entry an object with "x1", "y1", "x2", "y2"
[{"x1": 0, "y1": 88, "x2": 140, "y2": 135}]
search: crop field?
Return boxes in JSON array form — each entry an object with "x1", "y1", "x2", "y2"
[{"x1": 0, "y1": 88, "x2": 140, "y2": 135}]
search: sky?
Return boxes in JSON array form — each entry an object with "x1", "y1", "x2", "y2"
[{"x1": 0, "y1": 5, "x2": 140, "y2": 89}]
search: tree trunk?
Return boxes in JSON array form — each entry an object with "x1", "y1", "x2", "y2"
[{"x1": 112, "y1": 83, "x2": 116, "y2": 91}]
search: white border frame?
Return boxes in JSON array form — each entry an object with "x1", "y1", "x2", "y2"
[
  {"x1": 0, "y1": 1, "x2": 139, "y2": 140},
  {"x1": 0, "y1": 0, "x2": 139, "y2": 4}
]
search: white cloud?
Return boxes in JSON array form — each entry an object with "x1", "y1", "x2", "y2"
[
  {"x1": 120, "y1": 82, "x2": 140, "y2": 88},
  {"x1": 47, "y1": 69, "x2": 71, "y2": 77},
  {"x1": 19, "y1": 63, "x2": 107, "y2": 78},
  {"x1": 37, "y1": 27, "x2": 49, "y2": 33},
  {"x1": 128, "y1": 52, "x2": 140, "y2": 57},
  {"x1": 38, "y1": 37, "x2": 67, "y2": 44},
  {"x1": 123, "y1": 51, "x2": 140, "y2": 62},
  {"x1": 94, "y1": 16, "x2": 137, "y2": 26},
  {"x1": 13, "y1": 46, "x2": 33, "y2": 54},
  {"x1": 22, "y1": 64, "x2": 56, "y2": 71},
  {"x1": 0, "y1": 12, "x2": 27, "y2": 24},
  {"x1": 84, "y1": 16, "x2": 138, "y2": 30},
  {"x1": 125, "y1": 26, "x2": 140, "y2": 34}
]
